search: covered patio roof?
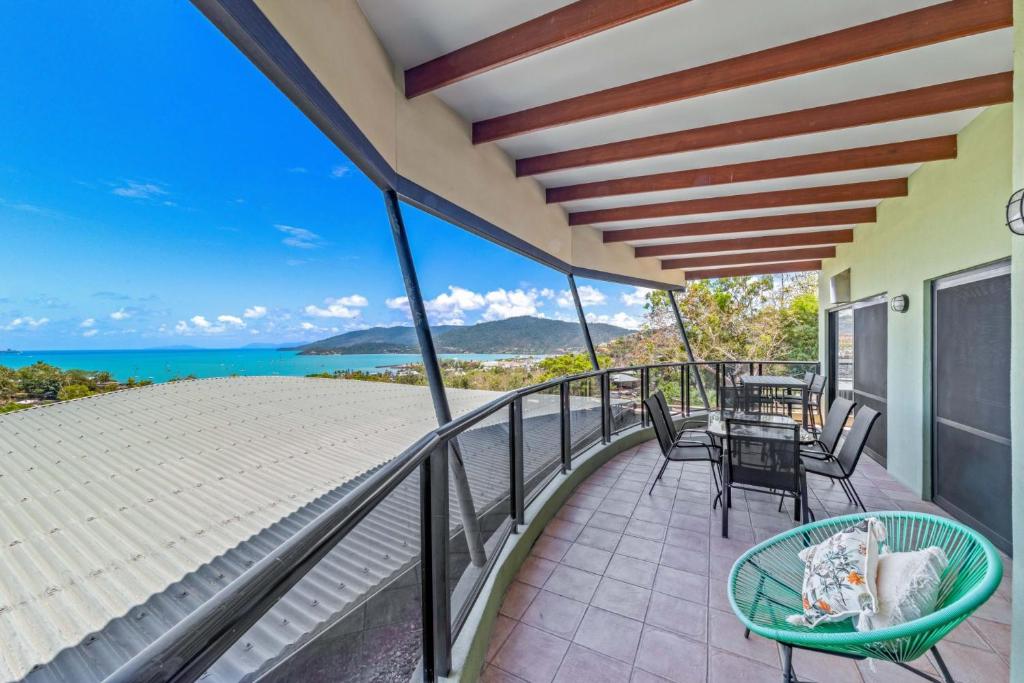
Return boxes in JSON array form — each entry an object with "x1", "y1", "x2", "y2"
[{"x1": 215, "y1": 0, "x2": 1012, "y2": 282}]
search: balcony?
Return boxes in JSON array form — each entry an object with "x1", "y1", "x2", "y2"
[
  {"x1": 84, "y1": 360, "x2": 1008, "y2": 683},
  {"x1": 483, "y1": 440, "x2": 1012, "y2": 683}
]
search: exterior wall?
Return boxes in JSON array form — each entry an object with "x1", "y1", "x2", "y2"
[
  {"x1": 817, "y1": 104, "x2": 1013, "y2": 493},
  {"x1": 1011, "y1": 0, "x2": 1024, "y2": 675},
  {"x1": 253, "y1": 0, "x2": 679, "y2": 287}
]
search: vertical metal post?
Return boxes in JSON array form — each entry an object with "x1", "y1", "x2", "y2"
[
  {"x1": 512, "y1": 397, "x2": 525, "y2": 526},
  {"x1": 383, "y1": 189, "x2": 485, "y2": 571},
  {"x1": 598, "y1": 374, "x2": 606, "y2": 444},
  {"x1": 508, "y1": 401, "x2": 518, "y2": 527},
  {"x1": 568, "y1": 274, "x2": 600, "y2": 370},
  {"x1": 668, "y1": 290, "x2": 709, "y2": 411},
  {"x1": 683, "y1": 364, "x2": 690, "y2": 416},
  {"x1": 420, "y1": 442, "x2": 451, "y2": 680},
  {"x1": 560, "y1": 381, "x2": 571, "y2": 473},
  {"x1": 640, "y1": 367, "x2": 649, "y2": 427}
]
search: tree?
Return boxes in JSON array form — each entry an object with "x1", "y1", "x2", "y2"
[
  {"x1": 0, "y1": 366, "x2": 18, "y2": 401},
  {"x1": 602, "y1": 274, "x2": 819, "y2": 365},
  {"x1": 58, "y1": 384, "x2": 95, "y2": 401}
]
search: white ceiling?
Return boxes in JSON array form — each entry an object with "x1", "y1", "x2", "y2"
[{"x1": 356, "y1": 0, "x2": 1012, "y2": 272}]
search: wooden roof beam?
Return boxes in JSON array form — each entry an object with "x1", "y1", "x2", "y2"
[
  {"x1": 684, "y1": 261, "x2": 823, "y2": 280},
  {"x1": 661, "y1": 247, "x2": 837, "y2": 270},
  {"x1": 635, "y1": 229, "x2": 853, "y2": 257},
  {"x1": 570, "y1": 179, "x2": 906, "y2": 225},
  {"x1": 474, "y1": 0, "x2": 1011, "y2": 142},
  {"x1": 404, "y1": 0, "x2": 689, "y2": 97},
  {"x1": 549, "y1": 137, "x2": 954, "y2": 202},
  {"x1": 603, "y1": 208, "x2": 874, "y2": 243},
  {"x1": 516, "y1": 73, "x2": 1010, "y2": 176}
]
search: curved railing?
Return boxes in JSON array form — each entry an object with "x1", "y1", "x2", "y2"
[{"x1": 104, "y1": 359, "x2": 817, "y2": 683}]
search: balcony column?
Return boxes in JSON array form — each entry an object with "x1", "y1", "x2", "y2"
[
  {"x1": 568, "y1": 273, "x2": 600, "y2": 370},
  {"x1": 668, "y1": 289, "x2": 709, "y2": 410},
  {"x1": 382, "y1": 190, "x2": 486, "y2": 569}
]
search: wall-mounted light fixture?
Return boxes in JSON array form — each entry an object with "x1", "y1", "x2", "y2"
[
  {"x1": 1006, "y1": 189, "x2": 1024, "y2": 235},
  {"x1": 890, "y1": 294, "x2": 909, "y2": 313}
]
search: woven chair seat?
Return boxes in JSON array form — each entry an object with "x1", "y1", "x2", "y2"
[{"x1": 728, "y1": 511, "x2": 1002, "y2": 664}]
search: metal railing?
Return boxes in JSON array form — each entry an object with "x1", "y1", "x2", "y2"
[{"x1": 104, "y1": 359, "x2": 818, "y2": 683}]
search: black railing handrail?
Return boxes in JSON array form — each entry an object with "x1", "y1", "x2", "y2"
[{"x1": 103, "y1": 358, "x2": 820, "y2": 683}]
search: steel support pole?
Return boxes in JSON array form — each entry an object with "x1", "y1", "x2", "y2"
[
  {"x1": 383, "y1": 190, "x2": 485, "y2": 568},
  {"x1": 420, "y1": 442, "x2": 451, "y2": 680},
  {"x1": 668, "y1": 289, "x2": 709, "y2": 411},
  {"x1": 568, "y1": 274, "x2": 600, "y2": 370}
]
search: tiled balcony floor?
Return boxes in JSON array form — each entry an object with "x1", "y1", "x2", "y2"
[{"x1": 483, "y1": 438, "x2": 1013, "y2": 683}]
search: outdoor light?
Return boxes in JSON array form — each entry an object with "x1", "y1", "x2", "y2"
[
  {"x1": 1006, "y1": 188, "x2": 1024, "y2": 235},
  {"x1": 890, "y1": 294, "x2": 909, "y2": 313}
]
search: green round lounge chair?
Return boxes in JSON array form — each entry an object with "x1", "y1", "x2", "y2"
[{"x1": 728, "y1": 511, "x2": 1003, "y2": 683}]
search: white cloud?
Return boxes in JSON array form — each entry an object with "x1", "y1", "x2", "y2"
[
  {"x1": 621, "y1": 287, "x2": 653, "y2": 307},
  {"x1": 110, "y1": 308, "x2": 131, "y2": 320},
  {"x1": 243, "y1": 305, "x2": 267, "y2": 319},
  {"x1": 4, "y1": 316, "x2": 49, "y2": 330},
  {"x1": 301, "y1": 321, "x2": 317, "y2": 331},
  {"x1": 80, "y1": 318, "x2": 96, "y2": 328},
  {"x1": 190, "y1": 315, "x2": 212, "y2": 329},
  {"x1": 111, "y1": 180, "x2": 168, "y2": 200},
  {"x1": 385, "y1": 296, "x2": 408, "y2": 310},
  {"x1": 540, "y1": 288, "x2": 555, "y2": 299},
  {"x1": 217, "y1": 314, "x2": 245, "y2": 327},
  {"x1": 275, "y1": 224, "x2": 323, "y2": 249},
  {"x1": 330, "y1": 165, "x2": 351, "y2": 179},
  {"x1": 586, "y1": 311, "x2": 640, "y2": 330},
  {"x1": 304, "y1": 294, "x2": 369, "y2": 319},
  {"x1": 82, "y1": 328, "x2": 98, "y2": 338},
  {"x1": 557, "y1": 284, "x2": 606, "y2": 308},
  {"x1": 481, "y1": 288, "x2": 544, "y2": 321}
]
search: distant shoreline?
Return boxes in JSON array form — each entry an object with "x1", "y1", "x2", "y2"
[{"x1": 1, "y1": 349, "x2": 520, "y2": 384}]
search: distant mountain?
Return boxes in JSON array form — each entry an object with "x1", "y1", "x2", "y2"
[{"x1": 291, "y1": 316, "x2": 631, "y2": 355}]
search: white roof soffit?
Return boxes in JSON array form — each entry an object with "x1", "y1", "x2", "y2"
[{"x1": 249, "y1": 0, "x2": 1011, "y2": 281}]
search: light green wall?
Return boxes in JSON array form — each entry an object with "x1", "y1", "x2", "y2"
[
  {"x1": 817, "y1": 104, "x2": 1013, "y2": 494},
  {"x1": 1010, "y1": 0, "x2": 1024, "y2": 675}
]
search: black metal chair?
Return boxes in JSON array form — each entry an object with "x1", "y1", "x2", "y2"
[
  {"x1": 645, "y1": 394, "x2": 721, "y2": 501},
  {"x1": 777, "y1": 371, "x2": 814, "y2": 416},
  {"x1": 722, "y1": 418, "x2": 809, "y2": 538},
  {"x1": 799, "y1": 396, "x2": 856, "y2": 461},
  {"x1": 801, "y1": 406, "x2": 882, "y2": 512},
  {"x1": 651, "y1": 390, "x2": 713, "y2": 445}
]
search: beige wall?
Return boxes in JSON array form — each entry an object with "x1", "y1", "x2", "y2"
[
  {"x1": 817, "y1": 104, "x2": 1013, "y2": 492},
  {"x1": 253, "y1": 0, "x2": 679, "y2": 286}
]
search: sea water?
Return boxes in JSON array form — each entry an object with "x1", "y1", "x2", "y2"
[{"x1": 0, "y1": 349, "x2": 517, "y2": 383}]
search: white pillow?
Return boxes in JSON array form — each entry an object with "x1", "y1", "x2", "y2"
[
  {"x1": 787, "y1": 517, "x2": 886, "y2": 627},
  {"x1": 855, "y1": 546, "x2": 948, "y2": 631}
]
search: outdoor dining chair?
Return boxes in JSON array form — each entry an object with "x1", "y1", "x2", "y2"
[
  {"x1": 799, "y1": 396, "x2": 856, "y2": 461},
  {"x1": 777, "y1": 371, "x2": 814, "y2": 417},
  {"x1": 644, "y1": 394, "x2": 721, "y2": 501},
  {"x1": 721, "y1": 418, "x2": 809, "y2": 538},
  {"x1": 651, "y1": 389, "x2": 713, "y2": 447},
  {"x1": 729, "y1": 511, "x2": 1003, "y2": 683},
  {"x1": 801, "y1": 406, "x2": 882, "y2": 512}
]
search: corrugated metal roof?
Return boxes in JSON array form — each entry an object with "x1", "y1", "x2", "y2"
[{"x1": 0, "y1": 376, "x2": 505, "y2": 682}]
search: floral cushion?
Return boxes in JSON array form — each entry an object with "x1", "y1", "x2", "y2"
[
  {"x1": 855, "y1": 546, "x2": 948, "y2": 631},
  {"x1": 787, "y1": 518, "x2": 886, "y2": 627}
]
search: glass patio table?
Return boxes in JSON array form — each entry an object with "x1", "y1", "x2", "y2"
[
  {"x1": 738, "y1": 374, "x2": 810, "y2": 428},
  {"x1": 705, "y1": 410, "x2": 817, "y2": 444}
]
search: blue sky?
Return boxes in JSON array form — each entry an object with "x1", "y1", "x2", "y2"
[{"x1": 0, "y1": 2, "x2": 649, "y2": 350}]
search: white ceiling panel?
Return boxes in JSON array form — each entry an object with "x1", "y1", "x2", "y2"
[
  {"x1": 356, "y1": 0, "x2": 570, "y2": 69},
  {"x1": 583, "y1": 200, "x2": 883, "y2": 228},
  {"x1": 421, "y1": 0, "x2": 941, "y2": 120},
  {"x1": 495, "y1": 31, "x2": 1011, "y2": 157},
  {"x1": 534, "y1": 111, "x2": 980, "y2": 188},
  {"x1": 626, "y1": 225, "x2": 861, "y2": 247},
  {"x1": 557, "y1": 165, "x2": 921, "y2": 212}
]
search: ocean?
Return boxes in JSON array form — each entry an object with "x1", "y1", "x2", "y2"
[{"x1": 0, "y1": 349, "x2": 518, "y2": 384}]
